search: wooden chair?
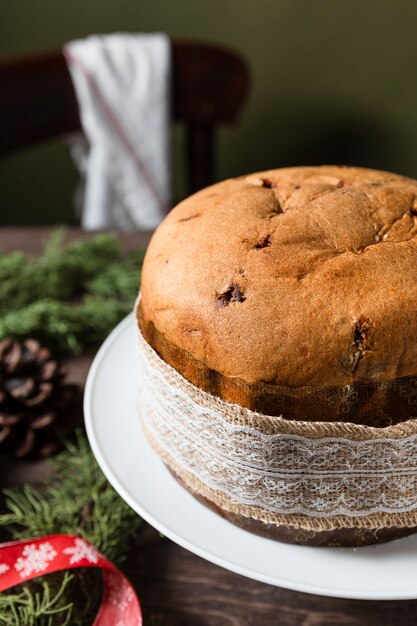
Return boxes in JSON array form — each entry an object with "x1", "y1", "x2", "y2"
[{"x1": 0, "y1": 41, "x2": 250, "y2": 196}]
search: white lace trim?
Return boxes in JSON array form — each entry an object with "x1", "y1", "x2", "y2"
[{"x1": 136, "y1": 324, "x2": 417, "y2": 518}]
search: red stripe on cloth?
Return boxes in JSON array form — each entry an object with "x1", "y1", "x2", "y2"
[{"x1": 64, "y1": 49, "x2": 169, "y2": 216}]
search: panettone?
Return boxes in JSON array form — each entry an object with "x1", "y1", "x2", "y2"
[{"x1": 136, "y1": 165, "x2": 417, "y2": 546}]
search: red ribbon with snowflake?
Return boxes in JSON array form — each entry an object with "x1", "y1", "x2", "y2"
[{"x1": 0, "y1": 534, "x2": 142, "y2": 625}]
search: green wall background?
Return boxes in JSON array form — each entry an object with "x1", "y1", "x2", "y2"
[{"x1": 2, "y1": 0, "x2": 417, "y2": 224}]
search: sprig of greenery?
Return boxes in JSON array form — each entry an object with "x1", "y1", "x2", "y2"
[
  {"x1": 0, "y1": 229, "x2": 144, "y2": 354},
  {"x1": 0, "y1": 297, "x2": 133, "y2": 354},
  {"x1": 0, "y1": 230, "x2": 145, "y2": 622},
  {"x1": 0, "y1": 573, "x2": 74, "y2": 626},
  {"x1": 0, "y1": 432, "x2": 142, "y2": 625}
]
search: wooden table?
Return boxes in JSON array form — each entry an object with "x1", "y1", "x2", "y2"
[{"x1": 1, "y1": 227, "x2": 416, "y2": 626}]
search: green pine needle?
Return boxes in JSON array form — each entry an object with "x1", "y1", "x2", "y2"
[
  {"x1": 0, "y1": 431, "x2": 142, "y2": 625},
  {"x1": 0, "y1": 229, "x2": 144, "y2": 354},
  {"x1": 0, "y1": 573, "x2": 74, "y2": 626},
  {"x1": 0, "y1": 230, "x2": 145, "y2": 623}
]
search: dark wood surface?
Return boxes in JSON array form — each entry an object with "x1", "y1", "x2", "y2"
[
  {"x1": 1, "y1": 227, "x2": 416, "y2": 625},
  {"x1": 0, "y1": 43, "x2": 249, "y2": 194}
]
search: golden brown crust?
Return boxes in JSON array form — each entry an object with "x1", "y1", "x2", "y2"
[
  {"x1": 138, "y1": 305, "x2": 417, "y2": 425},
  {"x1": 141, "y1": 165, "x2": 417, "y2": 389}
]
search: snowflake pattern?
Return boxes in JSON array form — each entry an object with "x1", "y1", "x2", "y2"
[
  {"x1": 328, "y1": 385, "x2": 359, "y2": 415},
  {"x1": 63, "y1": 538, "x2": 100, "y2": 565},
  {"x1": 15, "y1": 542, "x2": 57, "y2": 578},
  {"x1": 0, "y1": 562, "x2": 9, "y2": 575},
  {"x1": 107, "y1": 571, "x2": 134, "y2": 611}
]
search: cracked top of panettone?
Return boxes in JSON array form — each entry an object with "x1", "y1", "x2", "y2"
[{"x1": 140, "y1": 165, "x2": 417, "y2": 388}]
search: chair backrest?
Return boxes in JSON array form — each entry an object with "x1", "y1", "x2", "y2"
[{"x1": 0, "y1": 41, "x2": 250, "y2": 196}]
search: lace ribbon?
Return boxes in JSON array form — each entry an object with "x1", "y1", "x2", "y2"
[{"x1": 135, "y1": 308, "x2": 417, "y2": 530}]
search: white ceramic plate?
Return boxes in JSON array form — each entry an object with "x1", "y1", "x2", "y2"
[{"x1": 84, "y1": 314, "x2": 417, "y2": 600}]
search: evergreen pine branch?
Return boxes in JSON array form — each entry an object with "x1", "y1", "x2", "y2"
[
  {"x1": 0, "y1": 298, "x2": 133, "y2": 354},
  {"x1": 0, "y1": 229, "x2": 145, "y2": 623},
  {"x1": 0, "y1": 572, "x2": 74, "y2": 626},
  {"x1": 0, "y1": 231, "x2": 124, "y2": 315},
  {"x1": 86, "y1": 251, "x2": 145, "y2": 301},
  {"x1": 0, "y1": 228, "x2": 144, "y2": 354},
  {"x1": 0, "y1": 431, "x2": 142, "y2": 624}
]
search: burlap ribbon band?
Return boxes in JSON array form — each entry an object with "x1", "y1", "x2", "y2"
[{"x1": 135, "y1": 302, "x2": 417, "y2": 532}]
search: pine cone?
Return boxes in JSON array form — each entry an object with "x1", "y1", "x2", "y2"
[{"x1": 0, "y1": 338, "x2": 78, "y2": 458}]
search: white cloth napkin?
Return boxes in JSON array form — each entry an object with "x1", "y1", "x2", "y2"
[{"x1": 64, "y1": 33, "x2": 170, "y2": 231}]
